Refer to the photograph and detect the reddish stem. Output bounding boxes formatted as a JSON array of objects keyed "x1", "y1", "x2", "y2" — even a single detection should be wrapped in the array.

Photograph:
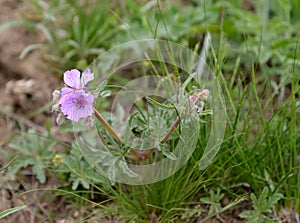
[
  {"x1": 93, "y1": 108, "x2": 121, "y2": 142},
  {"x1": 93, "y1": 89, "x2": 207, "y2": 160}
]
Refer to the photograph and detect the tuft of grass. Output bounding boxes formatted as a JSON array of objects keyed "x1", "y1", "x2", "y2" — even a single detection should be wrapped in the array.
[{"x1": 17, "y1": 0, "x2": 120, "y2": 73}]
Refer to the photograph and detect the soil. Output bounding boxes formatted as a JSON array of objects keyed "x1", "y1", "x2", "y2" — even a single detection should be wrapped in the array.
[
  {"x1": 0, "y1": 0, "x2": 62, "y2": 222},
  {"x1": 0, "y1": 0, "x2": 59, "y2": 138}
]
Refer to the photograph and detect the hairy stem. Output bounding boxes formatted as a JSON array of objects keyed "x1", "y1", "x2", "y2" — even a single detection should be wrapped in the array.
[
  {"x1": 160, "y1": 117, "x2": 180, "y2": 143},
  {"x1": 93, "y1": 108, "x2": 121, "y2": 142},
  {"x1": 93, "y1": 89, "x2": 208, "y2": 160}
]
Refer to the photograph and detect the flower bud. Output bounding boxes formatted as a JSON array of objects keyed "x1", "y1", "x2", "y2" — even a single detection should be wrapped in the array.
[
  {"x1": 56, "y1": 112, "x2": 66, "y2": 126},
  {"x1": 52, "y1": 90, "x2": 60, "y2": 103}
]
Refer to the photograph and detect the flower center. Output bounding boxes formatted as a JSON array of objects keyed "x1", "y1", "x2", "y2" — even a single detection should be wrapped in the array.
[{"x1": 72, "y1": 95, "x2": 87, "y2": 109}]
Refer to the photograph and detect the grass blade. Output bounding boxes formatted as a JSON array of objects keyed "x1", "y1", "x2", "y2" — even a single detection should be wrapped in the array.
[{"x1": 0, "y1": 206, "x2": 26, "y2": 219}]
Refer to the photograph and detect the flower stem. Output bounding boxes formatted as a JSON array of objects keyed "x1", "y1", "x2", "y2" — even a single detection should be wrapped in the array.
[
  {"x1": 160, "y1": 117, "x2": 180, "y2": 143},
  {"x1": 160, "y1": 89, "x2": 209, "y2": 143},
  {"x1": 93, "y1": 107, "x2": 148, "y2": 160},
  {"x1": 93, "y1": 89, "x2": 208, "y2": 160},
  {"x1": 93, "y1": 108, "x2": 121, "y2": 142}
]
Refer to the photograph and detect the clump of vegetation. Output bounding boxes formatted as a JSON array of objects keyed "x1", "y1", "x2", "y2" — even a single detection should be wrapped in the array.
[{"x1": 0, "y1": 0, "x2": 299, "y2": 221}]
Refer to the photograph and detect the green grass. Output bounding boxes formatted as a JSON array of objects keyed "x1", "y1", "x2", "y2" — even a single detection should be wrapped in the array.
[{"x1": 97, "y1": 40, "x2": 299, "y2": 221}]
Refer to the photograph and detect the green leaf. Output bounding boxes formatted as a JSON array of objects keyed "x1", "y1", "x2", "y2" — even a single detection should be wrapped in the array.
[
  {"x1": 239, "y1": 210, "x2": 255, "y2": 219},
  {"x1": 43, "y1": 140, "x2": 57, "y2": 153},
  {"x1": 7, "y1": 159, "x2": 34, "y2": 176},
  {"x1": 159, "y1": 146, "x2": 177, "y2": 160},
  {"x1": 100, "y1": 90, "x2": 111, "y2": 98},
  {"x1": 71, "y1": 179, "x2": 80, "y2": 190},
  {"x1": 200, "y1": 197, "x2": 214, "y2": 204},
  {"x1": 201, "y1": 110, "x2": 213, "y2": 116},
  {"x1": 250, "y1": 193, "x2": 258, "y2": 208},
  {"x1": 32, "y1": 161, "x2": 46, "y2": 184},
  {"x1": 0, "y1": 157, "x2": 16, "y2": 172},
  {"x1": 145, "y1": 96, "x2": 174, "y2": 110},
  {"x1": 268, "y1": 193, "x2": 283, "y2": 207},
  {"x1": 6, "y1": 129, "x2": 55, "y2": 183},
  {"x1": 8, "y1": 142, "x2": 27, "y2": 153},
  {"x1": 118, "y1": 159, "x2": 137, "y2": 178},
  {"x1": 0, "y1": 20, "x2": 33, "y2": 32},
  {"x1": 94, "y1": 80, "x2": 108, "y2": 95},
  {"x1": 107, "y1": 160, "x2": 116, "y2": 185},
  {"x1": 35, "y1": 23, "x2": 53, "y2": 43},
  {"x1": 71, "y1": 178, "x2": 90, "y2": 190},
  {"x1": 257, "y1": 187, "x2": 269, "y2": 209},
  {"x1": 179, "y1": 73, "x2": 195, "y2": 99},
  {"x1": 20, "y1": 44, "x2": 46, "y2": 60},
  {"x1": 0, "y1": 206, "x2": 26, "y2": 219}
]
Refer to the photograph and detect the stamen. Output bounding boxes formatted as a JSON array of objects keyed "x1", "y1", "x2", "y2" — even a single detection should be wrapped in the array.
[{"x1": 72, "y1": 95, "x2": 87, "y2": 109}]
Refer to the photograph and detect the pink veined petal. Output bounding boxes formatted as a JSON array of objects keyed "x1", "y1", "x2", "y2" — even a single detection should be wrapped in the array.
[
  {"x1": 81, "y1": 68, "x2": 94, "y2": 86},
  {"x1": 60, "y1": 87, "x2": 73, "y2": 95},
  {"x1": 60, "y1": 91, "x2": 95, "y2": 122},
  {"x1": 85, "y1": 91, "x2": 95, "y2": 104},
  {"x1": 59, "y1": 87, "x2": 74, "y2": 104},
  {"x1": 63, "y1": 69, "x2": 82, "y2": 89}
]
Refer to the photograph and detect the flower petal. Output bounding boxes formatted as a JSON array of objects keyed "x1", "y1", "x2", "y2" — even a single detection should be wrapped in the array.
[
  {"x1": 63, "y1": 69, "x2": 82, "y2": 89},
  {"x1": 59, "y1": 87, "x2": 74, "y2": 104},
  {"x1": 60, "y1": 91, "x2": 94, "y2": 122},
  {"x1": 81, "y1": 68, "x2": 94, "y2": 86}
]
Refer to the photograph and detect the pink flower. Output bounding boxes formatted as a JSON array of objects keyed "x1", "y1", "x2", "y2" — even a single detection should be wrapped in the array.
[
  {"x1": 59, "y1": 90, "x2": 95, "y2": 122},
  {"x1": 52, "y1": 68, "x2": 95, "y2": 122},
  {"x1": 188, "y1": 89, "x2": 209, "y2": 114},
  {"x1": 63, "y1": 68, "x2": 94, "y2": 90},
  {"x1": 60, "y1": 68, "x2": 94, "y2": 100}
]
